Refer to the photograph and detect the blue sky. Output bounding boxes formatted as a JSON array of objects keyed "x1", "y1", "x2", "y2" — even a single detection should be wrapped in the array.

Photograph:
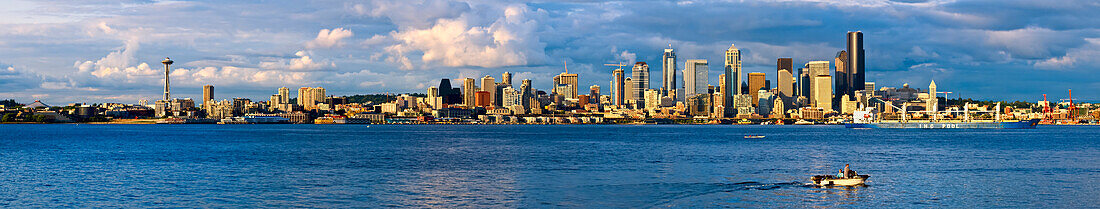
[{"x1": 1, "y1": 0, "x2": 1098, "y2": 104}]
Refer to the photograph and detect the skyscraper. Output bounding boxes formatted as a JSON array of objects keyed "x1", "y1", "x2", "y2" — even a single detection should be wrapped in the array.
[
  {"x1": 481, "y1": 75, "x2": 496, "y2": 107},
  {"x1": 278, "y1": 87, "x2": 289, "y2": 104},
  {"x1": 202, "y1": 85, "x2": 214, "y2": 109},
  {"x1": 438, "y1": 79, "x2": 461, "y2": 105},
  {"x1": 590, "y1": 85, "x2": 601, "y2": 105},
  {"x1": 724, "y1": 44, "x2": 741, "y2": 107},
  {"x1": 462, "y1": 78, "x2": 477, "y2": 107},
  {"x1": 612, "y1": 68, "x2": 625, "y2": 107},
  {"x1": 684, "y1": 59, "x2": 709, "y2": 99},
  {"x1": 662, "y1": 44, "x2": 676, "y2": 99},
  {"x1": 520, "y1": 79, "x2": 533, "y2": 109},
  {"x1": 502, "y1": 72, "x2": 513, "y2": 85},
  {"x1": 777, "y1": 69, "x2": 793, "y2": 99},
  {"x1": 848, "y1": 31, "x2": 865, "y2": 92},
  {"x1": 748, "y1": 72, "x2": 765, "y2": 106},
  {"x1": 805, "y1": 61, "x2": 830, "y2": 105},
  {"x1": 834, "y1": 50, "x2": 849, "y2": 105},
  {"x1": 554, "y1": 72, "x2": 579, "y2": 99},
  {"x1": 161, "y1": 57, "x2": 173, "y2": 100},
  {"x1": 631, "y1": 62, "x2": 649, "y2": 105},
  {"x1": 814, "y1": 75, "x2": 833, "y2": 110}
]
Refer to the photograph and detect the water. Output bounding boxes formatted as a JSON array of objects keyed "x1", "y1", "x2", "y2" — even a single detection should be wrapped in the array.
[{"x1": 1, "y1": 124, "x2": 1097, "y2": 208}]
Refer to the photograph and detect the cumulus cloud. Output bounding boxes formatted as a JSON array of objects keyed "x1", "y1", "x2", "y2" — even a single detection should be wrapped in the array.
[
  {"x1": 258, "y1": 51, "x2": 332, "y2": 71},
  {"x1": 306, "y1": 28, "x2": 353, "y2": 49},
  {"x1": 384, "y1": 4, "x2": 549, "y2": 69}
]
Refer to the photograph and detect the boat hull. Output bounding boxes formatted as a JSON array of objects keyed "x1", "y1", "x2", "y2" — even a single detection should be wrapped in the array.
[
  {"x1": 811, "y1": 175, "x2": 869, "y2": 186},
  {"x1": 845, "y1": 119, "x2": 1039, "y2": 129}
]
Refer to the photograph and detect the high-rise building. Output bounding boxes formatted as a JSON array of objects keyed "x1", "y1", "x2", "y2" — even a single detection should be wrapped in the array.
[
  {"x1": 798, "y1": 67, "x2": 810, "y2": 98},
  {"x1": 814, "y1": 75, "x2": 833, "y2": 110},
  {"x1": 520, "y1": 79, "x2": 533, "y2": 109},
  {"x1": 776, "y1": 58, "x2": 793, "y2": 99},
  {"x1": 834, "y1": 51, "x2": 849, "y2": 105},
  {"x1": 725, "y1": 44, "x2": 741, "y2": 103},
  {"x1": 297, "y1": 87, "x2": 309, "y2": 106},
  {"x1": 612, "y1": 68, "x2": 625, "y2": 107},
  {"x1": 202, "y1": 85, "x2": 214, "y2": 109},
  {"x1": 462, "y1": 78, "x2": 477, "y2": 107},
  {"x1": 662, "y1": 44, "x2": 677, "y2": 99},
  {"x1": 777, "y1": 69, "x2": 793, "y2": 99},
  {"x1": 805, "y1": 61, "x2": 830, "y2": 105},
  {"x1": 502, "y1": 86, "x2": 520, "y2": 107},
  {"x1": 928, "y1": 80, "x2": 938, "y2": 112},
  {"x1": 502, "y1": 72, "x2": 513, "y2": 85},
  {"x1": 278, "y1": 87, "x2": 289, "y2": 104},
  {"x1": 624, "y1": 78, "x2": 634, "y2": 105},
  {"x1": 717, "y1": 73, "x2": 728, "y2": 116},
  {"x1": 848, "y1": 31, "x2": 865, "y2": 92},
  {"x1": 631, "y1": 62, "x2": 649, "y2": 105},
  {"x1": 554, "y1": 72, "x2": 579, "y2": 99},
  {"x1": 475, "y1": 91, "x2": 491, "y2": 107},
  {"x1": 481, "y1": 75, "x2": 496, "y2": 107},
  {"x1": 684, "y1": 59, "x2": 709, "y2": 99},
  {"x1": 438, "y1": 79, "x2": 462, "y2": 105},
  {"x1": 296, "y1": 87, "x2": 325, "y2": 110},
  {"x1": 590, "y1": 85, "x2": 601, "y2": 105},
  {"x1": 748, "y1": 72, "x2": 766, "y2": 106}
]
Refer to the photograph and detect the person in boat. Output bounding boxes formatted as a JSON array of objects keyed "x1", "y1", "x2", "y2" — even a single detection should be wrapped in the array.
[
  {"x1": 844, "y1": 164, "x2": 851, "y2": 177},
  {"x1": 837, "y1": 169, "x2": 844, "y2": 178}
]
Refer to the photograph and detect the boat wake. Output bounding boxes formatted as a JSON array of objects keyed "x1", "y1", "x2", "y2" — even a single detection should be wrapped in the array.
[{"x1": 564, "y1": 181, "x2": 810, "y2": 208}]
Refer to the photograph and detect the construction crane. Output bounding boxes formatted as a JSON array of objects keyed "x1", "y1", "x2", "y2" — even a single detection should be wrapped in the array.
[{"x1": 604, "y1": 62, "x2": 627, "y2": 71}]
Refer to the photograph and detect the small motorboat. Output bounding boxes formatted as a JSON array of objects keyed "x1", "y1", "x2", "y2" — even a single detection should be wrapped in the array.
[
  {"x1": 811, "y1": 175, "x2": 869, "y2": 186},
  {"x1": 794, "y1": 120, "x2": 814, "y2": 125},
  {"x1": 744, "y1": 135, "x2": 765, "y2": 139}
]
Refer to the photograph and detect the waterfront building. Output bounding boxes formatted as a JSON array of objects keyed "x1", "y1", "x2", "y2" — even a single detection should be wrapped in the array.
[
  {"x1": 687, "y1": 94, "x2": 711, "y2": 117},
  {"x1": 684, "y1": 59, "x2": 709, "y2": 99},
  {"x1": 662, "y1": 44, "x2": 677, "y2": 99},
  {"x1": 748, "y1": 72, "x2": 766, "y2": 106},
  {"x1": 733, "y1": 94, "x2": 753, "y2": 116},
  {"x1": 631, "y1": 62, "x2": 649, "y2": 105}
]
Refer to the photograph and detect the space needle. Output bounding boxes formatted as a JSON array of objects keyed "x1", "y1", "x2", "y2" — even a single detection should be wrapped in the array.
[{"x1": 162, "y1": 57, "x2": 173, "y2": 100}]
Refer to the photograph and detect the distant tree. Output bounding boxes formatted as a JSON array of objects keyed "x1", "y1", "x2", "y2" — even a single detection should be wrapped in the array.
[
  {"x1": 0, "y1": 99, "x2": 21, "y2": 108},
  {"x1": 33, "y1": 115, "x2": 49, "y2": 123},
  {"x1": 1, "y1": 113, "x2": 14, "y2": 122}
]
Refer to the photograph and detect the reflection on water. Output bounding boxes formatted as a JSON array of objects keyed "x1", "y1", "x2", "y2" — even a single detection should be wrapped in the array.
[{"x1": 0, "y1": 124, "x2": 1098, "y2": 208}]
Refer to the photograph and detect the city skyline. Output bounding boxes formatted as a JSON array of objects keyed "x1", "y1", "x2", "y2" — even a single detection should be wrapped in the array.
[{"x1": 1, "y1": 0, "x2": 1098, "y2": 104}]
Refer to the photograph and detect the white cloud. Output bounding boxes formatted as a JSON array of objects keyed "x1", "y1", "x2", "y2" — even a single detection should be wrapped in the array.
[
  {"x1": 385, "y1": 4, "x2": 549, "y2": 69},
  {"x1": 258, "y1": 50, "x2": 331, "y2": 71},
  {"x1": 306, "y1": 28, "x2": 353, "y2": 49}
]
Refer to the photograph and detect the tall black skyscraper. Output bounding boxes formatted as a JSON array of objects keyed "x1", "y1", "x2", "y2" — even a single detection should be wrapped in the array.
[
  {"x1": 847, "y1": 31, "x2": 865, "y2": 92},
  {"x1": 438, "y1": 79, "x2": 462, "y2": 105}
]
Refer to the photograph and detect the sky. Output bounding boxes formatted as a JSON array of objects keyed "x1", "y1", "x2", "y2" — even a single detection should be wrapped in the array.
[{"x1": 1, "y1": 0, "x2": 1099, "y2": 105}]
